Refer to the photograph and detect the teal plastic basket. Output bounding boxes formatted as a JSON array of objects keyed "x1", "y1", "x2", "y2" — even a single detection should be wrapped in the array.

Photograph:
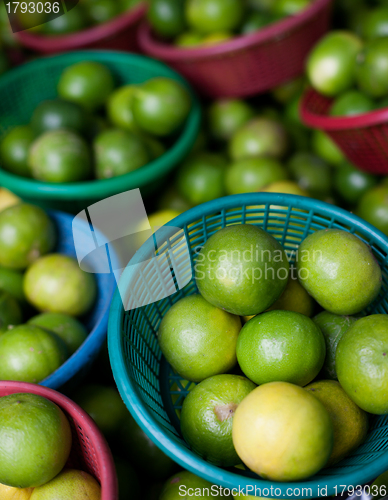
[
  {"x1": 0, "y1": 51, "x2": 201, "y2": 213},
  {"x1": 108, "y1": 194, "x2": 388, "y2": 497}
]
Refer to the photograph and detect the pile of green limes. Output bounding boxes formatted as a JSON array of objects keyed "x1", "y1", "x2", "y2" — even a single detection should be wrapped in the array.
[{"x1": 0, "y1": 60, "x2": 192, "y2": 183}]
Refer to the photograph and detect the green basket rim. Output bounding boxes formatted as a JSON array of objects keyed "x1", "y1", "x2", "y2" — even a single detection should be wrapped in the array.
[
  {"x1": 108, "y1": 193, "x2": 388, "y2": 497},
  {"x1": 0, "y1": 50, "x2": 201, "y2": 200}
]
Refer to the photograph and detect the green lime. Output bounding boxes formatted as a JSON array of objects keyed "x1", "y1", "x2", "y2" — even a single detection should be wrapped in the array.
[
  {"x1": 362, "y1": 6, "x2": 388, "y2": 40},
  {"x1": 0, "y1": 291, "x2": 22, "y2": 335},
  {"x1": 28, "y1": 312, "x2": 87, "y2": 355},
  {"x1": 186, "y1": 0, "x2": 245, "y2": 35},
  {"x1": 272, "y1": 0, "x2": 311, "y2": 17},
  {"x1": 42, "y1": 7, "x2": 87, "y2": 35},
  {"x1": 174, "y1": 31, "x2": 203, "y2": 47},
  {"x1": 272, "y1": 77, "x2": 305, "y2": 104},
  {"x1": 307, "y1": 31, "x2": 363, "y2": 96},
  {"x1": 72, "y1": 384, "x2": 127, "y2": 437},
  {"x1": 356, "y1": 184, "x2": 388, "y2": 236},
  {"x1": 158, "y1": 294, "x2": 240, "y2": 382},
  {"x1": 229, "y1": 117, "x2": 288, "y2": 160},
  {"x1": 225, "y1": 157, "x2": 287, "y2": 195},
  {"x1": 58, "y1": 61, "x2": 115, "y2": 112},
  {"x1": 0, "y1": 266, "x2": 25, "y2": 303},
  {"x1": 195, "y1": 224, "x2": 289, "y2": 316},
  {"x1": 237, "y1": 310, "x2": 325, "y2": 386},
  {"x1": 28, "y1": 130, "x2": 92, "y2": 183},
  {"x1": 241, "y1": 11, "x2": 275, "y2": 34},
  {"x1": 334, "y1": 162, "x2": 377, "y2": 205},
  {"x1": 0, "y1": 393, "x2": 72, "y2": 488},
  {"x1": 297, "y1": 229, "x2": 382, "y2": 315},
  {"x1": 94, "y1": 129, "x2": 149, "y2": 179},
  {"x1": 81, "y1": 0, "x2": 120, "y2": 24},
  {"x1": 305, "y1": 380, "x2": 369, "y2": 466},
  {"x1": 23, "y1": 254, "x2": 97, "y2": 317},
  {"x1": 356, "y1": 38, "x2": 388, "y2": 98},
  {"x1": 117, "y1": 413, "x2": 177, "y2": 481},
  {"x1": 30, "y1": 469, "x2": 100, "y2": 500},
  {"x1": 160, "y1": 471, "x2": 214, "y2": 500},
  {"x1": 207, "y1": 99, "x2": 255, "y2": 141},
  {"x1": 180, "y1": 374, "x2": 256, "y2": 466},
  {"x1": 284, "y1": 91, "x2": 304, "y2": 126},
  {"x1": 232, "y1": 382, "x2": 333, "y2": 481},
  {"x1": 148, "y1": 0, "x2": 186, "y2": 38},
  {"x1": 288, "y1": 152, "x2": 332, "y2": 200},
  {"x1": 0, "y1": 203, "x2": 56, "y2": 270},
  {"x1": 330, "y1": 90, "x2": 375, "y2": 116},
  {"x1": 0, "y1": 125, "x2": 34, "y2": 177},
  {"x1": 267, "y1": 273, "x2": 315, "y2": 316},
  {"x1": 106, "y1": 85, "x2": 138, "y2": 131},
  {"x1": 132, "y1": 78, "x2": 191, "y2": 136},
  {"x1": 312, "y1": 130, "x2": 345, "y2": 166},
  {"x1": 336, "y1": 315, "x2": 388, "y2": 414},
  {"x1": 313, "y1": 311, "x2": 357, "y2": 380},
  {"x1": 0, "y1": 324, "x2": 68, "y2": 383},
  {"x1": 31, "y1": 99, "x2": 89, "y2": 136},
  {"x1": 176, "y1": 152, "x2": 226, "y2": 205}
]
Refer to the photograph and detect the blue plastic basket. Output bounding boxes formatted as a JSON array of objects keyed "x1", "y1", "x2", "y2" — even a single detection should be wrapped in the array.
[
  {"x1": 108, "y1": 194, "x2": 388, "y2": 497},
  {"x1": 41, "y1": 210, "x2": 115, "y2": 390}
]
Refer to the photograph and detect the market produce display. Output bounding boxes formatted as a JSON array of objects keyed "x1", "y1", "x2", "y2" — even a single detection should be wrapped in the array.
[
  {"x1": 147, "y1": 0, "x2": 314, "y2": 47},
  {"x1": 0, "y1": 203, "x2": 96, "y2": 383},
  {"x1": 0, "y1": 61, "x2": 192, "y2": 183},
  {"x1": 1, "y1": 0, "x2": 388, "y2": 499},
  {"x1": 14, "y1": 0, "x2": 142, "y2": 35}
]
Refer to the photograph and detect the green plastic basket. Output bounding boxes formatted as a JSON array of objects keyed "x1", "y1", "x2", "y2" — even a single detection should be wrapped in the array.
[
  {"x1": 0, "y1": 51, "x2": 201, "y2": 213},
  {"x1": 108, "y1": 193, "x2": 388, "y2": 497}
]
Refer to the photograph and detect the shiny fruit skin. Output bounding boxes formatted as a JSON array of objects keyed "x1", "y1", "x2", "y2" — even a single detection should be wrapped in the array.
[
  {"x1": 336, "y1": 315, "x2": 388, "y2": 415},
  {"x1": 0, "y1": 393, "x2": 72, "y2": 488},
  {"x1": 307, "y1": 31, "x2": 363, "y2": 96},
  {"x1": 232, "y1": 382, "x2": 333, "y2": 481},
  {"x1": 0, "y1": 204, "x2": 56, "y2": 271},
  {"x1": 0, "y1": 324, "x2": 68, "y2": 383}
]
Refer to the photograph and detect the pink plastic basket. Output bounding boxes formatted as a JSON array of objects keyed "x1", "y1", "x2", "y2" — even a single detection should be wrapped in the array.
[
  {"x1": 0, "y1": 381, "x2": 118, "y2": 500},
  {"x1": 138, "y1": 0, "x2": 333, "y2": 98},
  {"x1": 15, "y1": 3, "x2": 147, "y2": 54},
  {"x1": 300, "y1": 87, "x2": 388, "y2": 175}
]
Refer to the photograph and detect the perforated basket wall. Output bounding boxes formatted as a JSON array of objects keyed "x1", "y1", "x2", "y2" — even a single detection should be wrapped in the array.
[
  {"x1": 0, "y1": 381, "x2": 117, "y2": 500},
  {"x1": 108, "y1": 193, "x2": 388, "y2": 497},
  {"x1": 300, "y1": 88, "x2": 388, "y2": 175},
  {"x1": 138, "y1": 0, "x2": 333, "y2": 98}
]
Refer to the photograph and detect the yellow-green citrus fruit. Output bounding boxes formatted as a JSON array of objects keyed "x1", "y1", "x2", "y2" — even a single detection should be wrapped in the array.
[
  {"x1": 232, "y1": 381, "x2": 334, "y2": 481},
  {"x1": 158, "y1": 294, "x2": 240, "y2": 382}
]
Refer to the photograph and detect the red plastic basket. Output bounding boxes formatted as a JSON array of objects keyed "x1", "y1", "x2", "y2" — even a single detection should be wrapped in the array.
[
  {"x1": 15, "y1": 3, "x2": 147, "y2": 54},
  {"x1": 138, "y1": 0, "x2": 333, "y2": 98},
  {"x1": 300, "y1": 87, "x2": 388, "y2": 175},
  {"x1": 0, "y1": 381, "x2": 118, "y2": 500}
]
